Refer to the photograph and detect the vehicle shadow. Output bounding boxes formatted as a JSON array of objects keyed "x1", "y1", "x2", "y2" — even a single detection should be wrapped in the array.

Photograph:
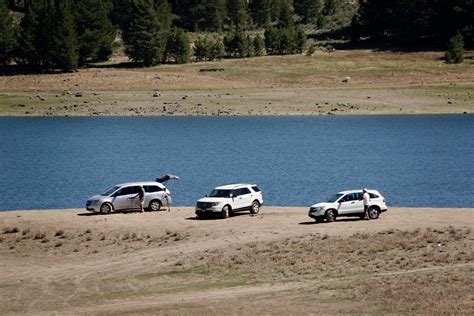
[
  {"x1": 186, "y1": 212, "x2": 251, "y2": 221},
  {"x1": 299, "y1": 218, "x2": 363, "y2": 225},
  {"x1": 76, "y1": 210, "x2": 164, "y2": 216}
]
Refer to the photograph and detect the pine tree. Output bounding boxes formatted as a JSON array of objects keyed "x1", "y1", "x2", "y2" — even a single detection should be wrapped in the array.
[
  {"x1": 210, "y1": 37, "x2": 225, "y2": 60},
  {"x1": 264, "y1": 24, "x2": 280, "y2": 55},
  {"x1": 75, "y1": 0, "x2": 115, "y2": 65},
  {"x1": 294, "y1": 0, "x2": 323, "y2": 24},
  {"x1": 445, "y1": 32, "x2": 464, "y2": 64},
  {"x1": 294, "y1": 24, "x2": 306, "y2": 53},
  {"x1": 165, "y1": 27, "x2": 190, "y2": 63},
  {"x1": 122, "y1": 0, "x2": 163, "y2": 66},
  {"x1": 253, "y1": 34, "x2": 265, "y2": 56},
  {"x1": 227, "y1": 0, "x2": 250, "y2": 31},
  {"x1": 17, "y1": 0, "x2": 78, "y2": 71},
  {"x1": 0, "y1": 0, "x2": 16, "y2": 68},
  {"x1": 49, "y1": 0, "x2": 78, "y2": 71},
  {"x1": 190, "y1": 0, "x2": 226, "y2": 32},
  {"x1": 279, "y1": 27, "x2": 296, "y2": 54},
  {"x1": 277, "y1": 0, "x2": 295, "y2": 28},
  {"x1": 248, "y1": 0, "x2": 271, "y2": 27},
  {"x1": 194, "y1": 36, "x2": 211, "y2": 61},
  {"x1": 17, "y1": 0, "x2": 43, "y2": 68}
]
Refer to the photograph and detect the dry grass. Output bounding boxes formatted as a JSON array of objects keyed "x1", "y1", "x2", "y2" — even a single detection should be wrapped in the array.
[
  {"x1": 0, "y1": 50, "x2": 473, "y2": 116},
  {"x1": 1, "y1": 207, "x2": 473, "y2": 314}
]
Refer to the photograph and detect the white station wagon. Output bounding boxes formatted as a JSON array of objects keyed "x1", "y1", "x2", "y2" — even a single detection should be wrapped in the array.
[
  {"x1": 86, "y1": 181, "x2": 172, "y2": 214},
  {"x1": 308, "y1": 189, "x2": 387, "y2": 222},
  {"x1": 195, "y1": 183, "x2": 263, "y2": 219}
]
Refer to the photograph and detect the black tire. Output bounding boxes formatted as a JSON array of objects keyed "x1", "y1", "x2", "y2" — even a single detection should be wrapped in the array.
[
  {"x1": 368, "y1": 206, "x2": 380, "y2": 219},
  {"x1": 100, "y1": 203, "x2": 113, "y2": 214},
  {"x1": 250, "y1": 200, "x2": 260, "y2": 215},
  {"x1": 221, "y1": 205, "x2": 230, "y2": 219},
  {"x1": 148, "y1": 200, "x2": 162, "y2": 212},
  {"x1": 325, "y1": 209, "x2": 337, "y2": 222},
  {"x1": 315, "y1": 217, "x2": 325, "y2": 223}
]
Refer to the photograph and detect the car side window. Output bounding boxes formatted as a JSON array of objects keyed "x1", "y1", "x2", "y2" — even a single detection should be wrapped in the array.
[
  {"x1": 116, "y1": 187, "x2": 133, "y2": 196},
  {"x1": 131, "y1": 186, "x2": 143, "y2": 194},
  {"x1": 369, "y1": 193, "x2": 379, "y2": 198},
  {"x1": 240, "y1": 188, "x2": 251, "y2": 195},
  {"x1": 144, "y1": 185, "x2": 163, "y2": 193},
  {"x1": 343, "y1": 194, "x2": 357, "y2": 202},
  {"x1": 232, "y1": 189, "x2": 240, "y2": 197}
]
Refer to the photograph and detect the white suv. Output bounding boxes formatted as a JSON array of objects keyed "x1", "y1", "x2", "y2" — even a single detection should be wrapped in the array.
[
  {"x1": 308, "y1": 189, "x2": 387, "y2": 223},
  {"x1": 195, "y1": 184, "x2": 263, "y2": 219},
  {"x1": 86, "y1": 181, "x2": 172, "y2": 214}
]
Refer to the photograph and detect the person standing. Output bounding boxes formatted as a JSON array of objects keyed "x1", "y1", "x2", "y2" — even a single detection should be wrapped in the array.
[
  {"x1": 138, "y1": 186, "x2": 145, "y2": 212},
  {"x1": 363, "y1": 188, "x2": 370, "y2": 220}
]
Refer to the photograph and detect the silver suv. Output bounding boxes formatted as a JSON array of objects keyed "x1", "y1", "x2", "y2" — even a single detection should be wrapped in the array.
[
  {"x1": 86, "y1": 181, "x2": 172, "y2": 214},
  {"x1": 195, "y1": 184, "x2": 263, "y2": 219},
  {"x1": 308, "y1": 189, "x2": 387, "y2": 222}
]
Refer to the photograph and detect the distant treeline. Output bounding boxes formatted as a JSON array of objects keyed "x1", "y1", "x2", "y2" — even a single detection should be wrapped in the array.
[
  {"x1": 352, "y1": 0, "x2": 473, "y2": 47},
  {"x1": 0, "y1": 0, "x2": 472, "y2": 72}
]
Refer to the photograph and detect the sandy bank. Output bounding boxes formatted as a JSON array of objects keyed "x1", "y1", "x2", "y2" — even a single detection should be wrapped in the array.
[{"x1": 1, "y1": 207, "x2": 473, "y2": 315}]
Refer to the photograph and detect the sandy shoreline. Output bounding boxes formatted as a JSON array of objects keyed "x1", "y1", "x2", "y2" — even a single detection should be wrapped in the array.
[{"x1": 1, "y1": 206, "x2": 473, "y2": 315}]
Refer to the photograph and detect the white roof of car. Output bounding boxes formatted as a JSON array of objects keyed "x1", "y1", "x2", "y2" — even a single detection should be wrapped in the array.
[
  {"x1": 116, "y1": 181, "x2": 166, "y2": 188},
  {"x1": 214, "y1": 183, "x2": 256, "y2": 190},
  {"x1": 338, "y1": 189, "x2": 379, "y2": 195}
]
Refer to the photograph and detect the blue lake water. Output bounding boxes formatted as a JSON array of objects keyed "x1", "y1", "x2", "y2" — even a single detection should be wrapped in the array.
[{"x1": 0, "y1": 116, "x2": 473, "y2": 211}]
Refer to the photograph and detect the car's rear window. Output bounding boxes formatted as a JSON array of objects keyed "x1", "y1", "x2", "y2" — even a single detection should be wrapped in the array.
[{"x1": 251, "y1": 186, "x2": 261, "y2": 192}]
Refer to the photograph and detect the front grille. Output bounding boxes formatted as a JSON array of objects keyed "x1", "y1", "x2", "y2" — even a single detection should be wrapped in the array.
[{"x1": 196, "y1": 202, "x2": 213, "y2": 209}]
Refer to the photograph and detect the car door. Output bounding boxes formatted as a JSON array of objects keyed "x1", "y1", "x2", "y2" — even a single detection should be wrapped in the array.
[
  {"x1": 130, "y1": 186, "x2": 143, "y2": 210},
  {"x1": 337, "y1": 193, "x2": 357, "y2": 215},
  {"x1": 237, "y1": 187, "x2": 253, "y2": 209},
  {"x1": 111, "y1": 186, "x2": 134, "y2": 210},
  {"x1": 352, "y1": 192, "x2": 364, "y2": 213}
]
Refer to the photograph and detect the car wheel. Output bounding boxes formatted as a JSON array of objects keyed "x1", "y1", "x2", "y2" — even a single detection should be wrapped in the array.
[
  {"x1": 325, "y1": 209, "x2": 337, "y2": 222},
  {"x1": 368, "y1": 206, "x2": 380, "y2": 219},
  {"x1": 221, "y1": 205, "x2": 230, "y2": 219},
  {"x1": 100, "y1": 203, "x2": 113, "y2": 214},
  {"x1": 250, "y1": 200, "x2": 260, "y2": 215},
  {"x1": 148, "y1": 200, "x2": 162, "y2": 212},
  {"x1": 315, "y1": 217, "x2": 325, "y2": 223}
]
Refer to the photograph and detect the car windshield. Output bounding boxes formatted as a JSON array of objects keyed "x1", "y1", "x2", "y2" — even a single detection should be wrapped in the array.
[
  {"x1": 101, "y1": 186, "x2": 120, "y2": 196},
  {"x1": 208, "y1": 189, "x2": 232, "y2": 198},
  {"x1": 326, "y1": 193, "x2": 344, "y2": 203}
]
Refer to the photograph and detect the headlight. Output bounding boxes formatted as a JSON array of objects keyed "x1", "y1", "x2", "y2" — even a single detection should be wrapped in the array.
[
  {"x1": 211, "y1": 202, "x2": 220, "y2": 206},
  {"x1": 91, "y1": 200, "x2": 99, "y2": 205}
]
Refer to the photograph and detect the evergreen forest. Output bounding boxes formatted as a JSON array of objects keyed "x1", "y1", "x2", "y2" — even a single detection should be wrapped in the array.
[{"x1": 0, "y1": 0, "x2": 472, "y2": 72}]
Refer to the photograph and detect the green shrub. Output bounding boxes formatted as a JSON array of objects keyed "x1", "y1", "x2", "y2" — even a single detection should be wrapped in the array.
[{"x1": 445, "y1": 32, "x2": 464, "y2": 64}]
